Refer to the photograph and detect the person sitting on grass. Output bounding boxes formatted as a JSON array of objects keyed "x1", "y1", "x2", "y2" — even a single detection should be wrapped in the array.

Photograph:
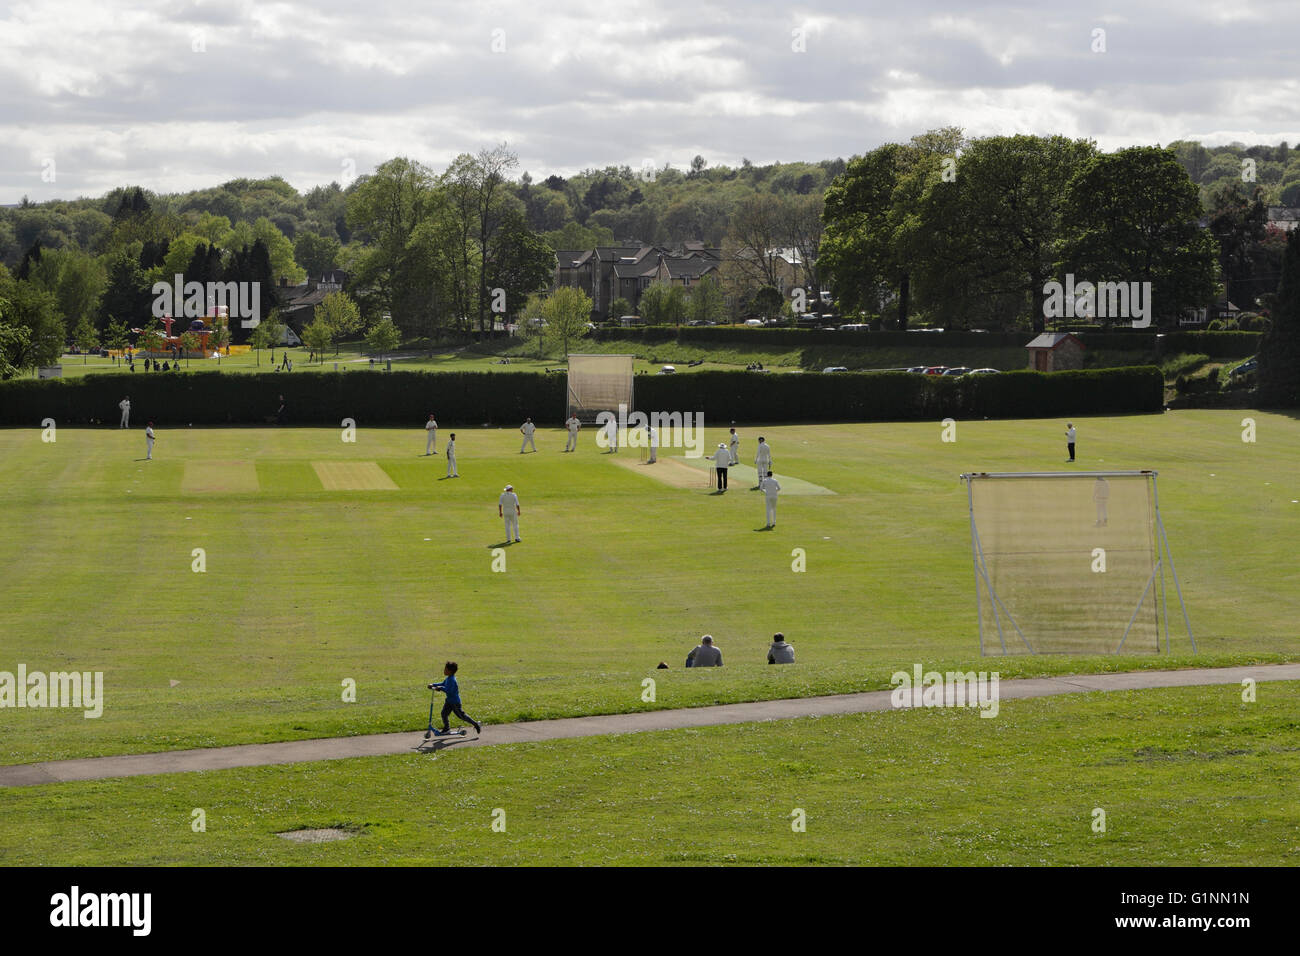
[
  {"x1": 686, "y1": 635, "x2": 723, "y2": 668},
  {"x1": 767, "y1": 633, "x2": 795, "y2": 664}
]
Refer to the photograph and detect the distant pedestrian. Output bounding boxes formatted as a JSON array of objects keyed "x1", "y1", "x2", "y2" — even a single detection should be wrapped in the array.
[
  {"x1": 446, "y1": 433, "x2": 458, "y2": 477},
  {"x1": 1065, "y1": 422, "x2": 1077, "y2": 462},
  {"x1": 759, "y1": 470, "x2": 781, "y2": 527},
  {"x1": 145, "y1": 422, "x2": 155, "y2": 460},
  {"x1": 499, "y1": 484, "x2": 521, "y2": 542},
  {"x1": 520, "y1": 417, "x2": 537, "y2": 453},
  {"x1": 425, "y1": 414, "x2": 438, "y2": 455},
  {"x1": 119, "y1": 396, "x2": 131, "y2": 428}
]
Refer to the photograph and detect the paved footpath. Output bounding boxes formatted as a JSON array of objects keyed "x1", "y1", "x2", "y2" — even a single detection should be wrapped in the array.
[{"x1": 3, "y1": 664, "x2": 1297, "y2": 788}]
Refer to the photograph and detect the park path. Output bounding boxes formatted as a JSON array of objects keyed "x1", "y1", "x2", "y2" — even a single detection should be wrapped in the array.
[{"x1": 2, "y1": 663, "x2": 1296, "y2": 788}]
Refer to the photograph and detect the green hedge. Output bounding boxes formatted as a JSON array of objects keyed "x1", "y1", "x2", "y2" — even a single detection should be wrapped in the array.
[
  {"x1": 591, "y1": 326, "x2": 1260, "y2": 357},
  {"x1": 638, "y1": 367, "x2": 1163, "y2": 422},
  {"x1": 0, "y1": 365, "x2": 1163, "y2": 427},
  {"x1": 0, "y1": 370, "x2": 566, "y2": 428},
  {"x1": 1160, "y1": 331, "x2": 1260, "y2": 357}
]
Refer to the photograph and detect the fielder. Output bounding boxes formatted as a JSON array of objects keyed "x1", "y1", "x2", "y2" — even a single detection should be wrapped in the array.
[
  {"x1": 1093, "y1": 476, "x2": 1109, "y2": 527},
  {"x1": 499, "y1": 484, "x2": 521, "y2": 542},
  {"x1": 759, "y1": 470, "x2": 781, "y2": 527},
  {"x1": 425, "y1": 414, "x2": 438, "y2": 455},
  {"x1": 520, "y1": 418, "x2": 537, "y2": 453},
  {"x1": 446, "y1": 433, "x2": 458, "y2": 477},
  {"x1": 144, "y1": 422, "x2": 156, "y2": 460},
  {"x1": 605, "y1": 417, "x2": 618, "y2": 453},
  {"x1": 647, "y1": 425, "x2": 658, "y2": 464},
  {"x1": 753, "y1": 436, "x2": 772, "y2": 487},
  {"x1": 728, "y1": 425, "x2": 740, "y2": 465},
  {"x1": 564, "y1": 415, "x2": 580, "y2": 452},
  {"x1": 1065, "y1": 422, "x2": 1077, "y2": 462},
  {"x1": 119, "y1": 396, "x2": 131, "y2": 428}
]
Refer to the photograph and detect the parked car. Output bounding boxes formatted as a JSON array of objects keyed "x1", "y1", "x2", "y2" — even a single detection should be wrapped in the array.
[
  {"x1": 905, "y1": 366, "x2": 928, "y2": 374},
  {"x1": 744, "y1": 318, "x2": 764, "y2": 327},
  {"x1": 967, "y1": 368, "x2": 1001, "y2": 375},
  {"x1": 942, "y1": 367, "x2": 972, "y2": 376},
  {"x1": 1228, "y1": 357, "x2": 1257, "y2": 380},
  {"x1": 822, "y1": 366, "x2": 850, "y2": 373},
  {"x1": 658, "y1": 365, "x2": 676, "y2": 375},
  {"x1": 838, "y1": 323, "x2": 870, "y2": 332},
  {"x1": 924, "y1": 366, "x2": 949, "y2": 375}
]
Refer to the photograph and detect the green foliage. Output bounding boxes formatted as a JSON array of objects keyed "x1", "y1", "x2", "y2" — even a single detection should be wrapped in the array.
[
  {"x1": 1258, "y1": 228, "x2": 1300, "y2": 406},
  {"x1": 0, "y1": 270, "x2": 63, "y2": 371},
  {"x1": 1063, "y1": 147, "x2": 1217, "y2": 324},
  {"x1": 294, "y1": 231, "x2": 341, "y2": 278},
  {"x1": 365, "y1": 316, "x2": 402, "y2": 359},
  {"x1": 72, "y1": 315, "x2": 98, "y2": 363},
  {"x1": 314, "y1": 290, "x2": 362, "y2": 352},
  {"x1": 541, "y1": 285, "x2": 592, "y2": 355},
  {"x1": 301, "y1": 318, "x2": 333, "y2": 358},
  {"x1": 638, "y1": 283, "x2": 687, "y2": 325}
]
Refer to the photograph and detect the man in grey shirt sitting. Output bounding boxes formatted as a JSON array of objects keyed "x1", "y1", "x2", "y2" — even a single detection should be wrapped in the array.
[
  {"x1": 686, "y1": 635, "x2": 723, "y2": 667},
  {"x1": 767, "y1": 633, "x2": 796, "y2": 664}
]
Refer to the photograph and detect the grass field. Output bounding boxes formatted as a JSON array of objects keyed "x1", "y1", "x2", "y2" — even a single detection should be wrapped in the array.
[
  {"x1": 3, "y1": 683, "x2": 1298, "y2": 865},
  {"x1": 1, "y1": 410, "x2": 1297, "y2": 773}
]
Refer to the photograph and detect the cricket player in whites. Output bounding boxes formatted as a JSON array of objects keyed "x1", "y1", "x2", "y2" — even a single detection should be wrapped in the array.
[
  {"x1": 604, "y1": 416, "x2": 618, "y2": 453},
  {"x1": 446, "y1": 433, "x2": 458, "y2": 477},
  {"x1": 144, "y1": 421, "x2": 156, "y2": 460},
  {"x1": 499, "y1": 484, "x2": 521, "y2": 542},
  {"x1": 564, "y1": 414, "x2": 580, "y2": 452},
  {"x1": 119, "y1": 396, "x2": 131, "y2": 428},
  {"x1": 753, "y1": 436, "x2": 772, "y2": 488},
  {"x1": 728, "y1": 425, "x2": 740, "y2": 465},
  {"x1": 520, "y1": 418, "x2": 537, "y2": 453},
  {"x1": 647, "y1": 425, "x2": 658, "y2": 463},
  {"x1": 759, "y1": 470, "x2": 781, "y2": 528},
  {"x1": 425, "y1": 414, "x2": 438, "y2": 455}
]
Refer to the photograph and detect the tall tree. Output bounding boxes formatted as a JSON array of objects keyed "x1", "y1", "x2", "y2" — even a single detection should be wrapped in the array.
[
  {"x1": 821, "y1": 130, "x2": 964, "y2": 328},
  {"x1": 542, "y1": 286, "x2": 593, "y2": 356},
  {"x1": 442, "y1": 145, "x2": 521, "y2": 334},
  {"x1": 1258, "y1": 228, "x2": 1300, "y2": 406},
  {"x1": 1062, "y1": 146, "x2": 1217, "y2": 326},
  {"x1": 911, "y1": 134, "x2": 1095, "y2": 332}
]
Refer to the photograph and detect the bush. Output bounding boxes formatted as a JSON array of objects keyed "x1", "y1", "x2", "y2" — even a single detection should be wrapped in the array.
[{"x1": 0, "y1": 365, "x2": 1165, "y2": 427}]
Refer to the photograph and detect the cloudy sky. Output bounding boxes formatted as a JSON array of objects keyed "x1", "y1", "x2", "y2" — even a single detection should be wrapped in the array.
[{"x1": 2, "y1": 0, "x2": 1298, "y2": 202}]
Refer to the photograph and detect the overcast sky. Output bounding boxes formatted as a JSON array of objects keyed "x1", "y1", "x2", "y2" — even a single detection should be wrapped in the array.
[{"x1": 2, "y1": 0, "x2": 1298, "y2": 202}]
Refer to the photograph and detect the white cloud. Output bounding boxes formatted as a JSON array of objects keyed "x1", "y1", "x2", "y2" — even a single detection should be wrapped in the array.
[{"x1": 0, "y1": 0, "x2": 1296, "y2": 200}]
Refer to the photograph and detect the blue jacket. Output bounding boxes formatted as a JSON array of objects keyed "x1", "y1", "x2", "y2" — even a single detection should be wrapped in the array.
[{"x1": 434, "y1": 674, "x2": 461, "y2": 703}]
